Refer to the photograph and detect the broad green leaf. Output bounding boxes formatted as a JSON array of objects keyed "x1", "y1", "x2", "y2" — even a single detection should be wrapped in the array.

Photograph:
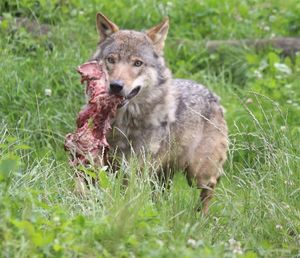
[
  {"x1": 15, "y1": 144, "x2": 32, "y2": 150},
  {"x1": 0, "y1": 156, "x2": 19, "y2": 180},
  {"x1": 6, "y1": 136, "x2": 17, "y2": 143},
  {"x1": 11, "y1": 220, "x2": 35, "y2": 235},
  {"x1": 99, "y1": 171, "x2": 109, "y2": 189}
]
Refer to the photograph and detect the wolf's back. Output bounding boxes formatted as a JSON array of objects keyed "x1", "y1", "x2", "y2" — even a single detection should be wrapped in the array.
[{"x1": 172, "y1": 78, "x2": 222, "y2": 121}]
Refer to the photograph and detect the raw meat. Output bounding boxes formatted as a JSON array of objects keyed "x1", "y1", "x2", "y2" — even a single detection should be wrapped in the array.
[{"x1": 64, "y1": 61, "x2": 123, "y2": 166}]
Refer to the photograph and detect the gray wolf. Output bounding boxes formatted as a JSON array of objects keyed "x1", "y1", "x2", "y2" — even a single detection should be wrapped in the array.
[{"x1": 90, "y1": 13, "x2": 228, "y2": 213}]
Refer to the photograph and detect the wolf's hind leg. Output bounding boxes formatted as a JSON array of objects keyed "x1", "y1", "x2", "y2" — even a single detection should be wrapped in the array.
[
  {"x1": 199, "y1": 179, "x2": 217, "y2": 214},
  {"x1": 187, "y1": 152, "x2": 224, "y2": 214}
]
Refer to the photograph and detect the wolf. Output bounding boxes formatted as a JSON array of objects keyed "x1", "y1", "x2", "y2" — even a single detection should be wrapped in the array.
[{"x1": 90, "y1": 13, "x2": 228, "y2": 214}]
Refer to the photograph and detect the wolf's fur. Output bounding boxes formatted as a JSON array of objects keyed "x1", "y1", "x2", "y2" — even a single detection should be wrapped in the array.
[{"x1": 91, "y1": 13, "x2": 228, "y2": 213}]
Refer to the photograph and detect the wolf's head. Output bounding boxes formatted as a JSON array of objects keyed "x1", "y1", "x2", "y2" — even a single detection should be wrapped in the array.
[{"x1": 91, "y1": 13, "x2": 171, "y2": 104}]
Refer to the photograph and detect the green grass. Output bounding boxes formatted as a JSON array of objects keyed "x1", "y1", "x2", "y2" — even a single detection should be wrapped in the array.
[{"x1": 1, "y1": 0, "x2": 300, "y2": 257}]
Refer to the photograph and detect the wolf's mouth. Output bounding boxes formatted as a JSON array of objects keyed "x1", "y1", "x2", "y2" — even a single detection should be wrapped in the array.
[
  {"x1": 126, "y1": 86, "x2": 141, "y2": 100},
  {"x1": 117, "y1": 86, "x2": 141, "y2": 108}
]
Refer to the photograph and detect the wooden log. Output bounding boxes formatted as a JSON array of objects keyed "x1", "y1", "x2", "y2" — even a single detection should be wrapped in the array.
[{"x1": 205, "y1": 37, "x2": 300, "y2": 56}]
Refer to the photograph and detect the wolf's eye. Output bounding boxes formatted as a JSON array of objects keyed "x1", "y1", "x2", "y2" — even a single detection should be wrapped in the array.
[
  {"x1": 107, "y1": 57, "x2": 115, "y2": 64},
  {"x1": 133, "y1": 60, "x2": 143, "y2": 67}
]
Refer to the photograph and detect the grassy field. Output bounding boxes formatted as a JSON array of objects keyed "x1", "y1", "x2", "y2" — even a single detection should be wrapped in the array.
[{"x1": 1, "y1": 0, "x2": 300, "y2": 257}]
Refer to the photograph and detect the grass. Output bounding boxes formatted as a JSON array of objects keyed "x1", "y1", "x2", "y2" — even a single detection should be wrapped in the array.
[{"x1": 0, "y1": 0, "x2": 300, "y2": 257}]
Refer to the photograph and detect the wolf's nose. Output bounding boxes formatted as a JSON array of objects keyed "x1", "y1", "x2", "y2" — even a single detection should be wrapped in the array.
[{"x1": 110, "y1": 80, "x2": 124, "y2": 94}]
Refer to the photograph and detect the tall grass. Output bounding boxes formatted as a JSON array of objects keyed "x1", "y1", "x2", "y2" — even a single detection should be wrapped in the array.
[{"x1": 0, "y1": 0, "x2": 300, "y2": 257}]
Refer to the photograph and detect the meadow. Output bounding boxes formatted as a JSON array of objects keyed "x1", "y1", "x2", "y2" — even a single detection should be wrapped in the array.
[{"x1": 0, "y1": 0, "x2": 300, "y2": 257}]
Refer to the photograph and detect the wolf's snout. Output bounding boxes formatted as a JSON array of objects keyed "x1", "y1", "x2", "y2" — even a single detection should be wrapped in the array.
[{"x1": 110, "y1": 80, "x2": 124, "y2": 94}]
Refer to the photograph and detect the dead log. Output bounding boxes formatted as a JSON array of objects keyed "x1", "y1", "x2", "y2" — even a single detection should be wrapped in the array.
[{"x1": 206, "y1": 37, "x2": 300, "y2": 56}]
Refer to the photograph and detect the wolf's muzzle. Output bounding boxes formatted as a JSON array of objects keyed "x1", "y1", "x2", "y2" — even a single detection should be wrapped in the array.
[
  {"x1": 110, "y1": 80, "x2": 124, "y2": 94},
  {"x1": 116, "y1": 86, "x2": 141, "y2": 109}
]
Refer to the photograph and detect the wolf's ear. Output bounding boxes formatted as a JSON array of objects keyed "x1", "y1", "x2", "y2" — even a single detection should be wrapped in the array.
[
  {"x1": 96, "y1": 12, "x2": 119, "y2": 42},
  {"x1": 146, "y1": 17, "x2": 169, "y2": 54}
]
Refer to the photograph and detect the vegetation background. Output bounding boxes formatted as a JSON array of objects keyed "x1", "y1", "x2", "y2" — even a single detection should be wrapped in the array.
[{"x1": 0, "y1": 0, "x2": 299, "y2": 257}]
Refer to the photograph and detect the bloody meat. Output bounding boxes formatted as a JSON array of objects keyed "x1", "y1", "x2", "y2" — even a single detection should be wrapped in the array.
[{"x1": 64, "y1": 61, "x2": 124, "y2": 166}]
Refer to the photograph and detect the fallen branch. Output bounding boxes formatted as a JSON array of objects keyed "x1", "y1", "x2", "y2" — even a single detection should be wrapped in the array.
[{"x1": 206, "y1": 37, "x2": 300, "y2": 56}]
